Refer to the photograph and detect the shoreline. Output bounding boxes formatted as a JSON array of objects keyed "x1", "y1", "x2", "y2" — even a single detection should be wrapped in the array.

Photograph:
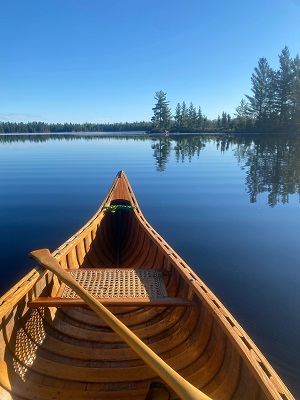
[{"x1": 1, "y1": 131, "x2": 298, "y2": 137}]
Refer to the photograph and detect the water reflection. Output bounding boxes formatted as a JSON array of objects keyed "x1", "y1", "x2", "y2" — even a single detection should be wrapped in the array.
[
  {"x1": 151, "y1": 137, "x2": 172, "y2": 171},
  {"x1": 151, "y1": 135, "x2": 207, "y2": 170},
  {"x1": 233, "y1": 136, "x2": 300, "y2": 207},
  {"x1": 0, "y1": 132, "x2": 148, "y2": 143},
  {"x1": 174, "y1": 136, "x2": 206, "y2": 163},
  {"x1": 1, "y1": 133, "x2": 300, "y2": 207},
  {"x1": 150, "y1": 134, "x2": 300, "y2": 207}
]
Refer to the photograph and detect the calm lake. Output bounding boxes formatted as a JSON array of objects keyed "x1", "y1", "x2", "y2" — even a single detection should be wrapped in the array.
[{"x1": 0, "y1": 132, "x2": 299, "y2": 397}]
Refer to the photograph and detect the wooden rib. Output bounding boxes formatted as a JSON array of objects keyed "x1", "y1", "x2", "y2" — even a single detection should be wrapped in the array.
[
  {"x1": 41, "y1": 306, "x2": 189, "y2": 343},
  {"x1": 202, "y1": 336, "x2": 242, "y2": 396},
  {"x1": 147, "y1": 304, "x2": 199, "y2": 345},
  {"x1": 93, "y1": 221, "x2": 115, "y2": 267},
  {"x1": 66, "y1": 247, "x2": 79, "y2": 268},
  {"x1": 16, "y1": 308, "x2": 198, "y2": 369},
  {"x1": 83, "y1": 234, "x2": 92, "y2": 258},
  {"x1": 37, "y1": 312, "x2": 199, "y2": 363},
  {"x1": 119, "y1": 213, "x2": 137, "y2": 259},
  {"x1": 0, "y1": 360, "x2": 150, "y2": 400},
  {"x1": 84, "y1": 233, "x2": 101, "y2": 267},
  {"x1": 48, "y1": 310, "x2": 201, "y2": 368},
  {"x1": 75, "y1": 241, "x2": 86, "y2": 266},
  {"x1": 121, "y1": 225, "x2": 146, "y2": 267},
  {"x1": 59, "y1": 304, "x2": 168, "y2": 327},
  {"x1": 4, "y1": 309, "x2": 218, "y2": 385},
  {"x1": 11, "y1": 353, "x2": 158, "y2": 383},
  {"x1": 18, "y1": 310, "x2": 212, "y2": 382},
  {"x1": 54, "y1": 307, "x2": 189, "y2": 341},
  {"x1": 231, "y1": 360, "x2": 262, "y2": 399},
  {"x1": 61, "y1": 299, "x2": 172, "y2": 326},
  {"x1": 34, "y1": 310, "x2": 199, "y2": 368}
]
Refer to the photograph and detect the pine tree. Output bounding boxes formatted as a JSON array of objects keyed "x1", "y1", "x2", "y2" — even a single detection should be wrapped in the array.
[
  {"x1": 234, "y1": 99, "x2": 252, "y2": 132},
  {"x1": 174, "y1": 103, "x2": 182, "y2": 129},
  {"x1": 290, "y1": 54, "x2": 300, "y2": 132},
  {"x1": 181, "y1": 101, "x2": 188, "y2": 129},
  {"x1": 265, "y1": 68, "x2": 278, "y2": 130},
  {"x1": 227, "y1": 114, "x2": 231, "y2": 130},
  {"x1": 203, "y1": 116, "x2": 208, "y2": 131},
  {"x1": 275, "y1": 46, "x2": 294, "y2": 129},
  {"x1": 221, "y1": 112, "x2": 227, "y2": 130},
  {"x1": 151, "y1": 91, "x2": 172, "y2": 131},
  {"x1": 187, "y1": 102, "x2": 197, "y2": 130},
  {"x1": 197, "y1": 107, "x2": 203, "y2": 130},
  {"x1": 246, "y1": 58, "x2": 272, "y2": 130}
]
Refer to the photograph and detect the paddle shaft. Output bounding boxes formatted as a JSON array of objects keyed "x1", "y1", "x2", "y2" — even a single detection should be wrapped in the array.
[{"x1": 30, "y1": 249, "x2": 212, "y2": 400}]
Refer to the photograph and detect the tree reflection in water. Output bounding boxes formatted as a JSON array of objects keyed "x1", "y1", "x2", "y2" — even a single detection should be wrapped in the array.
[
  {"x1": 150, "y1": 133, "x2": 300, "y2": 207},
  {"x1": 151, "y1": 137, "x2": 172, "y2": 171},
  {"x1": 1, "y1": 132, "x2": 300, "y2": 207},
  {"x1": 233, "y1": 135, "x2": 300, "y2": 207}
]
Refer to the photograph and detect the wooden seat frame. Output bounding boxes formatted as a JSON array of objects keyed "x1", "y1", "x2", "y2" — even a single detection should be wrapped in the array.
[{"x1": 28, "y1": 268, "x2": 194, "y2": 308}]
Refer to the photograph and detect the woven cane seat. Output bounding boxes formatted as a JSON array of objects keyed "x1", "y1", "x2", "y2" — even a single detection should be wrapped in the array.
[
  {"x1": 61, "y1": 269, "x2": 168, "y2": 299},
  {"x1": 28, "y1": 268, "x2": 194, "y2": 308}
]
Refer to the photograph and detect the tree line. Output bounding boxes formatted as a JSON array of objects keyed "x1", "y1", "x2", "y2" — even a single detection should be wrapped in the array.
[
  {"x1": 0, "y1": 120, "x2": 152, "y2": 134},
  {"x1": 151, "y1": 46, "x2": 300, "y2": 133},
  {"x1": 1, "y1": 46, "x2": 299, "y2": 134}
]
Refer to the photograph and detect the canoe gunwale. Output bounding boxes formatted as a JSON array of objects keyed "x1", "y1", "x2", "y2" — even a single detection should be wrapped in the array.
[{"x1": 0, "y1": 268, "x2": 45, "y2": 320}]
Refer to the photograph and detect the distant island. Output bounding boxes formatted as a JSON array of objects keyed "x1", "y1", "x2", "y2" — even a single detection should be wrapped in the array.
[{"x1": 1, "y1": 46, "x2": 299, "y2": 135}]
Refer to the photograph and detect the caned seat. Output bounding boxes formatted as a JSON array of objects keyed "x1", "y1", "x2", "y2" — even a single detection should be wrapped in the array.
[{"x1": 28, "y1": 269, "x2": 194, "y2": 308}]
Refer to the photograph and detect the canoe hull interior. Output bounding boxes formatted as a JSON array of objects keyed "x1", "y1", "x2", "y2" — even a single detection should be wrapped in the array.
[{"x1": 0, "y1": 171, "x2": 294, "y2": 400}]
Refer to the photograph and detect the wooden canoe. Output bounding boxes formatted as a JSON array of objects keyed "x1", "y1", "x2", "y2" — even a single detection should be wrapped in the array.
[{"x1": 0, "y1": 171, "x2": 294, "y2": 400}]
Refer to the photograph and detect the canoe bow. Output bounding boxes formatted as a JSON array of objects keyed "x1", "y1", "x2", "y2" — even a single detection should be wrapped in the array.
[{"x1": 30, "y1": 248, "x2": 212, "y2": 400}]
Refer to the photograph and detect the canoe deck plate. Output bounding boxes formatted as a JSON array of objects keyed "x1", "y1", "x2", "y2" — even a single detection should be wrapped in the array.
[{"x1": 60, "y1": 269, "x2": 168, "y2": 299}]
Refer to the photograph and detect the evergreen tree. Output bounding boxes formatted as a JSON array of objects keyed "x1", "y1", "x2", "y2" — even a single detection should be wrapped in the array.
[
  {"x1": 202, "y1": 116, "x2": 208, "y2": 131},
  {"x1": 265, "y1": 68, "x2": 278, "y2": 130},
  {"x1": 275, "y1": 46, "x2": 294, "y2": 129},
  {"x1": 221, "y1": 112, "x2": 227, "y2": 130},
  {"x1": 174, "y1": 103, "x2": 182, "y2": 129},
  {"x1": 187, "y1": 102, "x2": 197, "y2": 130},
  {"x1": 181, "y1": 101, "x2": 188, "y2": 129},
  {"x1": 151, "y1": 90, "x2": 172, "y2": 131},
  {"x1": 227, "y1": 114, "x2": 232, "y2": 129},
  {"x1": 246, "y1": 57, "x2": 272, "y2": 130},
  {"x1": 234, "y1": 99, "x2": 252, "y2": 132},
  {"x1": 290, "y1": 54, "x2": 300, "y2": 132},
  {"x1": 197, "y1": 106, "x2": 203, "y2": 130}
]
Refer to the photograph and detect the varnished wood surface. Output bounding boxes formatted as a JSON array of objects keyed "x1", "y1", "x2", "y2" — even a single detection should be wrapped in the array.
[{"x1": 0, "y1": 171, "x2": 295, "y2": 400}]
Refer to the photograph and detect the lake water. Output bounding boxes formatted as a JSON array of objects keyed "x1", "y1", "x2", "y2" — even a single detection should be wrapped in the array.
[{"x1": 0, "y1": 132, "x2": 299, "y2": 397}]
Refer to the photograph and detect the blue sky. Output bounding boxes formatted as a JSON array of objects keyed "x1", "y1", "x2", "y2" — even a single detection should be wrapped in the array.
[{"x1": 0, "y1": 0, "x2": 299, "y2": 123}]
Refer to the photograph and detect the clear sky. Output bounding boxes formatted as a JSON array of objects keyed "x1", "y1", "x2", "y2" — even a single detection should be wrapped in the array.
[{"x1": 0, "y1": 0, "x2": 299, "y2": 123}]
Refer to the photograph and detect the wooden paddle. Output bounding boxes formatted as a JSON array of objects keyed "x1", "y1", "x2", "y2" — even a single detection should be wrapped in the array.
[{"x1": 30, "y1": 249, "x2": 212, "y2": 400}]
